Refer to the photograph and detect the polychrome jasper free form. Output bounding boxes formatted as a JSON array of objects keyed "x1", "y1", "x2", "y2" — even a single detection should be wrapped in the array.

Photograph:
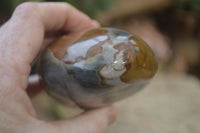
[{"x1": 39, "y1": 28, "x2": 158, "y2": 108}]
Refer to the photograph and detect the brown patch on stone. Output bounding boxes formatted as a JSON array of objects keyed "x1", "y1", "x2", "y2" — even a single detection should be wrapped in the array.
[
  {"x1": 50, "y1": 28, "x2": 109, "y2": 64},
  {"x1": 120, "y1": 36, "x2": 158, "y2": 83},
  {"x1": 48, "y1": 32, "x2": 84, "y2": 60},
  {"x1": 113, "y1": 42, "x2": 136, "y2": 71},
  {"x1": 86, "y1": 38, "x2": 110, "y2": 58}
]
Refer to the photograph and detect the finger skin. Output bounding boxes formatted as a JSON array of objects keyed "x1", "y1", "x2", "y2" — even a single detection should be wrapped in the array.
[
  {"x1": 11, "y1": 2, "x2": 99, "y2": 65},
  {"x1": 0, "y1": 2, "x2": 116, "y2": 133},
  {"x1": 32, "y1": 106, "x2": 117, "y2": 133},
  {"x1": 53, "y1": 106, "x2": 117, "y2": 133},
  {"x1": 0, "y1": 2, "x2": 99, "y2": 90}
]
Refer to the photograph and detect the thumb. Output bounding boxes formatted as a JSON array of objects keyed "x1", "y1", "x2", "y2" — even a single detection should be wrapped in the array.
[{"x1": 35, "y1": 106, "x2": 117, "y2": 133}]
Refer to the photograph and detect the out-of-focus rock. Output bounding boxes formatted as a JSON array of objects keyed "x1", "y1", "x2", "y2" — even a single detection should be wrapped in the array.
[
  {"x1": 122, "y1": 18, "x2": 171, "y2": 62},
  {"x1": 171, "y1": 37, "x2": 200, "y2": 73},
  {"x1": 107, "y1": 72, "x2": 200, "y2": 133},
  {"x1": 171, "y1": 55, "x2": 189, "y2": 73},
  {"x1": 32, "y1": 72, "x2": 200, "y2": 133},
  {"x1": 156, "y1": 13, "x2": 198, "y2": 38},
  {"x1": 98, "y1": 0, "x2": 173, "y2": 23}
]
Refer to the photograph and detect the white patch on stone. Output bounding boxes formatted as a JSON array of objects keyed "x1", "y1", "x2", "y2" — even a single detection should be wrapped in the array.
[
  {"x1": 130, "y1": 39, "x2": 137, "y2": 45},
  {"x1": 100, "y1": 45, "x2": 126, "y2": 80},
  {"x1": 63, "y1": 35, "x2": 108, "y2": 62},
  {"x1": 113, "y1": 50, "x2": 126, "y2": 71},
  {"x1": 135, "y1": 47, "x2": 140, "y2": 52},
  {"x1": 95, "y1": 35, "x2": 108, "y2": 41},
  {"x1": 108, "y1": 31, "x2": 129, "y2": 45},
  {"x1": 101, "y1": 43, "x2": 117, "y2": 63}
]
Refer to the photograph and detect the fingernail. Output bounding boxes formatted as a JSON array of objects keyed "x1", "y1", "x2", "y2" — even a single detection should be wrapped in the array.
[
  {"x1": 107, "y1": 105, "x2": 117, "y2": 125},
  {"x1": 92, "y1": 20, "x2": 100, "y2": 28}
]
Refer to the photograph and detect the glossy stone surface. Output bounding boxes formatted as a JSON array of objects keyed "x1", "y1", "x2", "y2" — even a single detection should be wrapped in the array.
[{"x1": 39, "y1": 28, "x2": 158, "y2": 108}]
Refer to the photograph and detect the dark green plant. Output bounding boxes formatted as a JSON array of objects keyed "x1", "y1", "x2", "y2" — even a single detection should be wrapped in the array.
[
  {"x1": 47, "y1": 0, "x2": 113, "y2": 18},
  {"x1": 0, "y1": 0, "x2": 113, "y2": 18},
  {"x1": 0, "y1": 0, "x2": 42, "y2": 15},
  {"x1": 173, "y1": 0, "x2": 200, "y2": 17}
]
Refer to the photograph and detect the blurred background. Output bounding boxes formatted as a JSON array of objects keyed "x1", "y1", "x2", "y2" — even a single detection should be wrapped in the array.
[{"x1": 1, "y1": 0, "x2": 200, "y2": 133}]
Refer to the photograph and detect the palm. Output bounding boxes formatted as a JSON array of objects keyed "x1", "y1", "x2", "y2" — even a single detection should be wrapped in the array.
[{"x1": 0, "y1": 2, "x2": 115, "y2": 133}]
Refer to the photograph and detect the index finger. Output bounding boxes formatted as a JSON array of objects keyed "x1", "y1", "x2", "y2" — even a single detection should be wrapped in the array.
[
  {"x1": 0, "y1": 2, "x2": 99, "y2": 89},
  {"x1": 14, "y1": 2, "x2": 99, "y2": 32},
  {"x1": 7, "y1": 2, "x2": 99, "y2": 66}
]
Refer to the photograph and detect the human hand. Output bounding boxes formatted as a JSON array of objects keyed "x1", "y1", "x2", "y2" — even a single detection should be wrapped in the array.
[{"x1": 0, "y1": 2, "x2": 116, "y2": 133}]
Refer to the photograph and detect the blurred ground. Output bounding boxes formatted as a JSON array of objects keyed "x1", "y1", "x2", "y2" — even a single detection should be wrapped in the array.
[
  {"x1": 32, "y1": 70, "x2": 200, "y2": 133},
  {"x1": 27, "y1": 0, "x2": 200, "y2": 132},
  {"x1": 107, "y1": 72, "x2": 200, "y2": 133},
  {"x1": 1, "y1": 0, "x2": 200, "y2": 132}
]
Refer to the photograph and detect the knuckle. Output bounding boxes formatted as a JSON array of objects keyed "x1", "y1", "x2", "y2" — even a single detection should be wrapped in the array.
[
  {"x1": 61, "y1": 2, "x2": 75, "y2": 11},
  {"x1": 15, "y1": 2, "x2": 38, "y2": 12},
  {"x1": 89, "y1": 123, "x2": 105, "y2": 133},
  {"x1": 14, "y1": 2, "x2": 39, "y2": 18},
  {"x1": 60, "y1": 2, "x2": 71, "y2": 8}
]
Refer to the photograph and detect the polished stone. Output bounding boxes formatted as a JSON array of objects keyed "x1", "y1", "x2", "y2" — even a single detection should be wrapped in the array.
[{"x1": 39, "y1": 28, "x2": 158, "y2": 108}]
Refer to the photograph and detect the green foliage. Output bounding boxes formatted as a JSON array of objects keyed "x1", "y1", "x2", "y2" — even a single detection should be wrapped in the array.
[
  {"x1": 173, "y1": 0, "x2": 200, "y2": 16},
  {"x1": 0, "y1": 0, "x2": 113, "y2": 18},
  {"x1": 47, "y1": 0, "x2": 113, "y2": 18},
  {"x1": 0, "y1": 0, "x2": 42, "y2": 16}
]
